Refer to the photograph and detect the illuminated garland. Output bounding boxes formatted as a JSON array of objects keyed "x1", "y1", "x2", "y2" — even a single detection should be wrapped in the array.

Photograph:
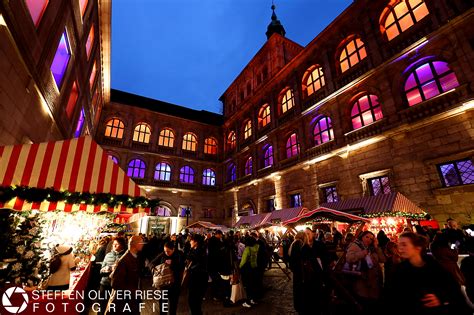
[
  {"x1": 361, "y1": 212, "x2": 428, "y2": 219},
  {"x1": 0, "y1": 186, "x2": 160, "y2": 209}
]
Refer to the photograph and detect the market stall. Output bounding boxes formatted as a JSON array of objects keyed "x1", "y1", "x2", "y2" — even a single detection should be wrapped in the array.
[
  {"x1": 320, "y1": 192, "x2": 429, "y2": 236},
  {"x1": 0, "y1": 136, "x2": 156, "y2": 294},
  {"x1": 235, "y1": 212, "x2": 271, "y2": 230},
  {"x1": 257, "y1": 207, "x2": 308, "y2": 233}
]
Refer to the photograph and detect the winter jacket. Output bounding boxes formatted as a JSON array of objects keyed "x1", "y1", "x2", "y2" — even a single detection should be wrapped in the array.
[
  {"x1": 100, "y1": 250, "x2": 124, "y2": 287},
  {"x1": 240, "y1": 244, "x2": 259, "y2": 269}
]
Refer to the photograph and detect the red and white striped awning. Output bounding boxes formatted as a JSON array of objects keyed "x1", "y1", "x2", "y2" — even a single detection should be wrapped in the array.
[
  {"x1": 235, "y1": 213, "x2": 271, "y2": 229},
  {"x1": 258, "y1": 207, "x2": 308, "y2": 227},
  {"x1": 0, "y1": 136, "x2": 148, "y2": 213},
  {"x1": 283, "y1": 207, "x2": 370, "y2": 226}
]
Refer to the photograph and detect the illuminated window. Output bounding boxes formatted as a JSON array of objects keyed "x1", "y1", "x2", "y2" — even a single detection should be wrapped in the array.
[
  {"x1": 133, "y1": 123, "x2": 151, "y2": 143},
  {"x1": 313, "y1": 116, "x2": 334, "y2": 146},
  {"x1": 368, "y1": 176, "x2": 391, "y2": 196},
  {"x1": 263, "y1": 146, "x2": 274, "y2": 168},
  {"x1": 202, "y1": 169, "x2": 216, "y2": 186},
  {"x1": 155, "y1": 206, "x2": 171, "y2": 217},
  {"x1": 339, "y1": 36, "x2": 367, "y2": 73},
  {"x1": 405, "y1": 61, "x2": 459, "y2": 106},
  {"x1": 127, "y1": 159, "x2": 146, "y2": 179},
  {"x1": 51, "y1": 31, "x2": 71, "y2": 88},
  {"x1": 381, "y1": 0, "x2": 429, "y2": 41},
  {"x1": 227, "y1": 131, "x2": 236, "y2": 150},
  {"x1": 158, "y1": 128, "x2": 175, "y2": 147},
  {"x1": 66, "y1": 81, "x2": 79, "y2": 120},
  {"x1": 182, "y1": 133, "x2": 197, "y2": 151},
  {"x1": 204, "y1": 138, "x2": 218, "y2": 155},
  {"x1": 25, "y1": 0, "x2": 49, "y2": 27},
  {"x1": 108, "y1": 155, "x2": 119, "y2": 164},
  {"x1": 227, "y1": 163, "x2": 236, "y2": 182},
  {"x1": 86, "y1": 25, "x2": 94, "y2": 59},
  {"x1": 290, "y1": 193, "x2": 302, "y2": 207},
  {"x1": 89, "y1": 62, "x2": 96, "y2": 90},
  {"x1": 304, "y1": 66, "x2": 325, "y2": 96},
  {"x1": 180, "y1": 166, "x2": 195, "y2": 184},
  {"x1": 245, "y1": 157, "x2": 253, "y2": 176},
  {"x1": 74, "y1": 108, "x2": 85, "y2": 138},
  {"x1": 351, "y1": 94, "x2": 383, "y2": 130},
  {"x1": 323, "y1": 186, "x2": 339, "y2": 203},
  {"x1": 104, "y1": 118, "x2": 124, "y2": 139},
  {"x1": 154, "y1": 162, "x2": 171, "y2": 181},
  {"x1": 244, "y1": 120, "x2": 252, "y2": 139},
  {"x1": 79, "y1": 0, "x2": 88, "y2": 16},
  {"x1": 281, "y1": 89, "x2": 295, "y2": 114},
  {"x1": 286, "y1": 133, "x2": 300, "y2": 158},
  {"x1": 258, "y1": 104, "x2": 271, "y2": 128},
  {"x1": 438, "y1": 159, "x2": 474, "y2": 187}
]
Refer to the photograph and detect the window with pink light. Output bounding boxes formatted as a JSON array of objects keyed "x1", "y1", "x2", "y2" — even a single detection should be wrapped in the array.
[
  {"x1": 25, "y1": 0, "x2": 49, "y2": 27},
  {"x1": 313, "y1": 116, "x2": 334, "y2": 145},
  {"x1": 286, "y1": 133, "x2": 300, "y2": 158},
  {"x1": 89, "y1": 62, "x2": 97, "y2": 90},
  {"x1": 351, "y1": 94, "x2": 383, "y2": 130},
  {"x1": 66, "y1": 81, "x2": 79, "y2": 120},
  {"x1": 51, "y1": 31, "x2": 71, "y2": 89},
  {"x1": 244, "y1": 157, "x2": 253, "y2": 176},
  {"x1": 405, "y1": 60, "x2": 459, "y2": 106},
  {"x1": 86, "y1": 25, "x2": 94, "y2": 59},
  {"x1": 79, "y1": 0, "x2": 89, "y2": 16}
]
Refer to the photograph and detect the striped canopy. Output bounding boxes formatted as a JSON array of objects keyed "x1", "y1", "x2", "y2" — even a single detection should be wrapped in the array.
[
  {"x1": 235, "y1": 213, "x2": 271, "y2": 229},
  {"x1": 258, "y1": 207, "x2": 308, "y2": 227},
  {"x1": 0, "y1": 136, "x2": 148, "y2": 213},
  {"x1": 283, "y1": 207, "x2": 370, "y2": 226}
]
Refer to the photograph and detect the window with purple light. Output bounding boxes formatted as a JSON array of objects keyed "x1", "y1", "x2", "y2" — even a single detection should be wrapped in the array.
[
  {"x1": 323, "y1": 186, "x2": 339, "y2": 203},
  {"x1": 155, "y1": 206, "x2": 171, "y2": 217},
  {"x1": 108, "y1": 155, "x2": 119, "y2": 164},
  {"x1": 286, "y1": 133, "x2": 300, "y2": 158},
  {"x1": 180, "y1": 166, "x2": 195, "y2": 184},
  {"x1": 154, "y1": 162, "x2": 171, "y2": 181},
  {"x1": 351, "y1": 94, "x2": 383, "y2": 130},
  {"x1": 51, "y1": 31, "x2": 71, "y2": 89},
  {"x1": 313, "y1": 116, "x2": 334, "y2": 145},
  {"x1": 227, "y1": 163, "x2": 236, "y2": 182},
  {"x1": 25, "y1": 0, "x2": 49, "y2": 27},
  {"x1": 202, "y1": 169, "x2": 216, "y2": 186},
  {"x1": 245, "y1": 157, "x2": 253, "y2": 176},
  {"x1": 74, "y1": 108, "x2": 85, "y2": 138},
  {"x1": 438, "y1": 159, "x2": 474, "y2": 187},
  {"x1": 405, "y1": 60, "x2": 459, "y2": 106},
  {"x1": 369, "y1": 176, "x2": 391, "y2": 196},
  {"x1": 127, "y1": 159, "x2": 146, "y2": 179},
  {"x1": 264, "y1": 146, "x2": 274, "y2": 168}
]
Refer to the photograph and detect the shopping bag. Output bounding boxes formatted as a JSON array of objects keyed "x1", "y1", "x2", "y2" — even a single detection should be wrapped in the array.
[
  {"x1": 152, "y1": 263, "x2": 174, "y2": 288},
  {"x1": 230, "y1": 282, "x2": 246, "y2": 304}
]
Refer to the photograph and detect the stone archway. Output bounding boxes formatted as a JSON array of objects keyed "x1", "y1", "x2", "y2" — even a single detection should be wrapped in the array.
[
  {"x1": 239, "y1": 200, "x2": 256, "y2": 216},
  {"x1": 153, "y1": 201, "x2": 178, "y2": 217}
]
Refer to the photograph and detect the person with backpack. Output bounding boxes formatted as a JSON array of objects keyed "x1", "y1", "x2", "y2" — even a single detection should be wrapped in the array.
[
  {"x1": 47, "y1": 244, "x2": 76, "y2": 291},
  {"x1": 239, "y1": 233, "x2": 260, "y2": 308}
]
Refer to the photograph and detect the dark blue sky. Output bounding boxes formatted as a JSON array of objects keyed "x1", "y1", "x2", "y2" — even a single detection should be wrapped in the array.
[{"x1": 112, "y1": 0, "x2": 352, "y2": 114}]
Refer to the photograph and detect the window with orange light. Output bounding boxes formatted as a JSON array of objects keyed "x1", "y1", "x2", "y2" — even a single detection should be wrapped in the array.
[
  {"x1": 227, "y1": 131, "x2": 236, "y2": 150},
  {"x1": 244, "y1": 120, "x2": 252, "y2": 139},
  {"x1": 204, "y1": 138, "x2": 218, "y2": 155},
  {"x1": 258, "y1": 104, "x2": 271, "y2": 128},
  {"x1": 79, "y1": 0, "x2": 88, "y2": 17},
  {"x1": 281, "y1": 89, "x2": 295, "y2": 114},
  {"x1": 304, "y1": 66, "x2": 325, "y2": 96},
  {"x1": 381, "y1": 0, "x2": 429, "y2": 41},
  {"x1": 339, "y1": 36, "x2": 367, "y2": 73},
  {"x1": 105, "y1": 118, "x2": 124, "y2": 139},
  {"x1": 86, "y1": 25, "x2": 94, "y2": 59},
  {"x1": 182, "y1": 133, "x2": 197, "y2": 151},
  {"x1": 158, "y1": 128, "x2": 175, "y2": 147},
  {"x1": 133, "y1": 123, "x2": 151, "y2": 143}
]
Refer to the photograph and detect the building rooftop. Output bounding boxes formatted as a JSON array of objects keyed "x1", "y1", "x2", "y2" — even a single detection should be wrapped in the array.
[{"x1": 110, "y1": 89, "x2": 224, "y2": 126}]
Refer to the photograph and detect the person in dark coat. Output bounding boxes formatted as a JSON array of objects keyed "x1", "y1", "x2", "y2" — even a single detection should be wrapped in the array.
[
  {"x1": 430, "y1": 232, "x2": 465, "y2": 286},
  {"x1": 288, "y1": 231, "x2": 308, "y2": 314},
  {"x1": 389, "y1": 232, "x2": 471, "y2": 315},
  {"x1": 150, "y1": 241, "x2": 184, "y2": 315},
  {"x1": 460, "y1": 237, "x2": 474, "y2": 304},
  {"x1": 207, "y1": 230, "x2": 225, "y2": 300},
  {"x1": 186, "y1": 234, "x2": 208, "y2": 315}
]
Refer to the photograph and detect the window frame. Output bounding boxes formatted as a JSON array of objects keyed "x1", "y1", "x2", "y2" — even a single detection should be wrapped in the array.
[
  {"x1": 304, "y1": 66, "x2": 326, "y2": 96},
  {"x1": 338, "y1": 36, "x2": 367, "y2": 73},
  {"x1": 290, "y1": 193, "x2": 302, "y2": 208},
  {"x1": 227, "y1": 163, "x2": 236, "y2": 182},
  {"x1": 158, "y1": 128, "x2": 175, "y2": 148},
  {"x1": 154, "y1": 162, "x2": 172, "y2": 182},
  {"x1": 258, "y1": 104, "x2": 271, "y2": 128},
  {"x1": 132, "y1": 122, "x2": 151, "y2": 143},
  {"x1": 286, "y1": 133, "x2": 300, "y2": 158},
  {"x1": 202, "y1": 168, "x2": 216, "y2": 186},
  {"x1": 104, "y1": 118, "x2": 125, "y2": 139},
  {"x1": 313, "y1": 116, "x2": 334, "y2": 146},
  {"x1": 182, "y1": 133, "x2": 197, "y2": 152},
  {"x1": 437, "y1": 158, "x2": 474, "y2": 187},
  {"x1": 127, "y1": 159, "x2": 146, "y2": 179},
  {"x1": 263, "y1": 145, "x2": 274, "y2": 168},
  {"x1": 380, "y1": 0, "x2": 430, "y2": 41},
  {"x1": 322, "y1": 186, "x2": 339, "y2": 203},
  {"x1": 227, "y1": 131, "x2": 236, "y2": 150},
  {"x1": 204, "y1": 137, "x2": 218, "y2": 155},
  {"x1": 281, "y1": 88, "x2": 295, "y2": 114},
  {"x1": 351, "y1": 94, "x2": 383, "y2": 130},
  {"x1": 243, "y1": 120, "x2": 252, "y2": 140},
  {"x1": 368, "y1": 176, "x2": 391, "y2": 196},
  {"x1": 244, "y1": 157, "x2": 253, "y2": 176},
  {"x1": 179, "y1": 165, "x2": 195, "y2": 184}
]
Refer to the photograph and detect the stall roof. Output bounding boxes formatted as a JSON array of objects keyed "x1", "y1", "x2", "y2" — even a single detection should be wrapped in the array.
[
  {"x1": 320, "y1": 192, "x2": 425, "y2": 216},
  {"x1": 259, "y1": 207, "x2": 308, "y2": 227},
  {"x1": 283, "y1": 207, "x2": 370, "y2": 226},
  {"x1": 235, "y1": 213, "x2": 271, "y2": 229}
]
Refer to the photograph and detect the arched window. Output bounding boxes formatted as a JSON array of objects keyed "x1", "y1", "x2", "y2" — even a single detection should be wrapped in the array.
[
  {"x1": 158, "y1": 128, "x2": 175, "y2": 148},
  {"x1": 244, "y1": 120, "x2": 252, "y2": 139},
  {"x1": 245, "y1": 157, "x2": 253, "y2": 176},
  {"x1": 227, "y1": 131, "x2": 236, "y2": 150},
  {"x1": 313, "y1": 116, "x2": 334, "y2": 145},
  {"x1": 339, "y1": 36, "x2": 367, "y2": 73},
  {"x1": 204, "y1": 138, "x2": 218, "y2": 155},
  {"x1": 202, "y1": 169, "x2": 216, "y2": 186},
  {"x1": 108, "y1": 155, "x2": 119, "y2": 164},
  {"x1": 258, "y1": 104, "x2": 271, "y2": 128},
  {"x1": 227, "y1": 163, "x2": 236, "y2": 182},
  {"x1": 180, "y1": 166, "x2": 195, "y2": 184},
  {"x1": 133, "y1": 123, "x2": 151, "y2": 143},
  {"x1": 351, "y1": 94, "x2": 383, "y2": 129},
  {"x1": 182, "y1": 133, "x2": 197, "y2": 151},
  {"x1": 127, "y1": 159, "x2": 146, "y2": 179},
  {"x1": 380, "y1": 0, "x2": 429, "y2": 41},
  {"x1": 286, "y1": 133, "x2": 300, "y2": 158},
  {"x1": 105, "y1": 118, "x2": 125, "y2": 139},
  {"x1": 405, "y1": 61, "x2": 459, "y2": 106},
  {"x1": 281, "y1": 88, "x2": 295, "y2": 114},
  {"x1": 264, "y1": 146, "x2": 274, "y2": 168},
  {"x1": 304, "y1": 66, "x2": 325, "y2": 96},
  {"x1": 155, "y1": 206, "x2": 172, "y2": 217},
  {"x1": 154, "y1": 162, "x2": 171, "y2": 181}
]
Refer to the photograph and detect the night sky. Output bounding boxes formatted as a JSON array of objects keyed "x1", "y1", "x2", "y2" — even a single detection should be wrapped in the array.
[{"x1": 112, "y1": 0, "x2": 352, "y2": 114}]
